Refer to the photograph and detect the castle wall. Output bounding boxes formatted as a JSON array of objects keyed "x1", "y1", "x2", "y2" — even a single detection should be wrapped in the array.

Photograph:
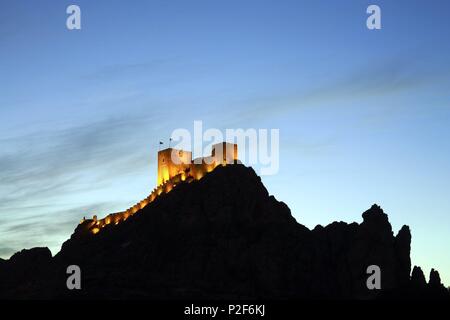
[
  {"x1": 83, "y1": 143, "x2": 238, "y2": 234},
  {"x1": 212, "y1": 142, "x2": 238, "y2": 165},
  {"x1": 157, "y1": 148, "x2": 192, "y2": 185}
]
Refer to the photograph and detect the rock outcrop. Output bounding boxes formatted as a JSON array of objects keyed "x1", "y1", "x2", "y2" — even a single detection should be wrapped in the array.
[
  {"x1": 429, "y1": 269, "x2": 441, "y2": 287},
  {"x1": 0, "y1": 164, "x2": 448, "y2": 300},
  {"x1": 411, "y1": 266, "x2": 427, "y2": 287},
  {"x1": 0, "y1": 248, "x2": 53, "y2": 299}
]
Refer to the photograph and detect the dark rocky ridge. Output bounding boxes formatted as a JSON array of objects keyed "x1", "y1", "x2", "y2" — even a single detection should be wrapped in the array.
[{"x1": 0, "y1": 164, "x2": 448, "y2": 299}]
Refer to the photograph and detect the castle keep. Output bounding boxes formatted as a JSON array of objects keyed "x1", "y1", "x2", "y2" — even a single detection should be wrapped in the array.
[
  {"x1": 81, "y1": 142, "x2": 238, "y2": 234},
  {"x1": 157, "y1": 142, "x2": 238, "y2": 185}
]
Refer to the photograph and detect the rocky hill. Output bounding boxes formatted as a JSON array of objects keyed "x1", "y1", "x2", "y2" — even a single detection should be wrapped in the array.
[{"x1": 0, "y1": 164, "x2": 448, "y2": 299}]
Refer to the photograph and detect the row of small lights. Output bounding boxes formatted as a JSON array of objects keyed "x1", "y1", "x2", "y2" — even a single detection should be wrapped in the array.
[
  {"x1": 86, "y1": 171, "x2": 202, "y2": 234},
  {"x1": 84, "y1": 162, "x2": 226, "y2": 235}
]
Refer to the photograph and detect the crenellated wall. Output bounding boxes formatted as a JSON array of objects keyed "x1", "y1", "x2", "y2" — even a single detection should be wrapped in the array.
[
  {"x1": 79, "y1": 142, "x2": 238, "y2": 235},
  {"x1": 81, "y1": 151, "x2": 237, "y2": 234}
]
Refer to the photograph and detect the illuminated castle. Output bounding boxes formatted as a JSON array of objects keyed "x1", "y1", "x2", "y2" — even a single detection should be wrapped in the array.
[
  {"x1": 81, "y1": 142, "x2": 238, "y2": 234},
  {"x1": 157, "y1": 142, "x2": 238, "y2": 185}
]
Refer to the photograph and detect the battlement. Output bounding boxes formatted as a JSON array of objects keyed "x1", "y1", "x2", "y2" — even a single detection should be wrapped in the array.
[
  {"x1": 157, "y1": 142, "x2": 238, "y2": 185},
  {"x1": 80, "y1": 142, "x2": 238, "y2": 234}
]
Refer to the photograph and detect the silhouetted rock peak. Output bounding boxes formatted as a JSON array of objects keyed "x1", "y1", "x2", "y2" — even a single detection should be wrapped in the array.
[
  {"x1": 429, "y1": 269, "x2": 443, "y2": 288},
  {"x1": 9, "y1": 247, "x2": 52, "y2": 263},
  {"x1": 394, "y1": 225, "x2": 411, "y2": 285},
  {"x1": 362, "y1": 204, "x2": 388, "y2": 223},
  {"x1": 411, "y1": 266, "x2": 427, "y2": 287},
  {"x1": 0, "y1": 164, "x2": 448, "y2": 299},
  {"x1": 359, "y1": 204, "x2": 393, "y2": 243},
  {"x1": 396, "y1": 225, "x2": 411, "y2": 238}
]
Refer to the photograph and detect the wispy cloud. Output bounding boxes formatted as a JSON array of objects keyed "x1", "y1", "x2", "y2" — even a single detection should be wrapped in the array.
[
  {"x1": 1, "y1": 117, "x2": 147, "y2": 200},
  {"x1": 0, "y1": 111, "x2": 163, "y2": 258},
  {"x1": 81, "y1": 60, "x2": 173, "y2": 81},
  {"x1": 298, "y1": 57, "x2": 449, "y2": 103},
  {"x1": 0, "y1": 202, "x2": 117, "y2": 258},
  {"x1": 228, "y1": 54, "x2": 450, "y2": 125},
  {"x1": 0, "y1": 247, "x2": 16, "y2": 258}
]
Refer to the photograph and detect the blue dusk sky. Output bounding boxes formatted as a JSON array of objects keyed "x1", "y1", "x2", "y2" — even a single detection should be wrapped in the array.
[{"x1": 0, "y1": 1, "x2": 449, "y2": 284}]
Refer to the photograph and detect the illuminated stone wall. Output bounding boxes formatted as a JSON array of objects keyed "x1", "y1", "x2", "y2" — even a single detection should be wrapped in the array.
[
  {"x1": 157, "y1": 148, "x2": 192, "y2": 186},
  {"x1": 81, "y1": 142, "x2": 238, "y2": 234}
]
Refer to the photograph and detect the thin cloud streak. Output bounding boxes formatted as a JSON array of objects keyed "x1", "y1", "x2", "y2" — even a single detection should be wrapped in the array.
[
  {"x1": 0, "y1": 111, "x2": 166, "y2": 258},
  {"x1": 228, "y1": 55, "x2": 450, "y2": 125}
]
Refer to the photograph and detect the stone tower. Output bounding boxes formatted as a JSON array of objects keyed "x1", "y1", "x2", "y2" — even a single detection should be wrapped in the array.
[
  {"x1": 157, "y1": 148, "x2": 192, "y2": 186},
  {"x1": 157, "y1": 142, "x2": 238, "y2": 186}
]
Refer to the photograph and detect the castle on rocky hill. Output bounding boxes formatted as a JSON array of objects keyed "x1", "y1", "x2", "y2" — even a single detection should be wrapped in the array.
[
  {"x1": 80, "y1": 142, "x2": 238, "y2": 234},
  {"x1": 157, "y1": 142, "x2": 238, "y2": 185}
]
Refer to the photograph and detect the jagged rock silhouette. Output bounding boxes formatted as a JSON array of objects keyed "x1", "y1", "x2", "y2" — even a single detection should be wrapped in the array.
[{"x1": 0, "y1": 164, "x2": 448, "y2": 299}]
